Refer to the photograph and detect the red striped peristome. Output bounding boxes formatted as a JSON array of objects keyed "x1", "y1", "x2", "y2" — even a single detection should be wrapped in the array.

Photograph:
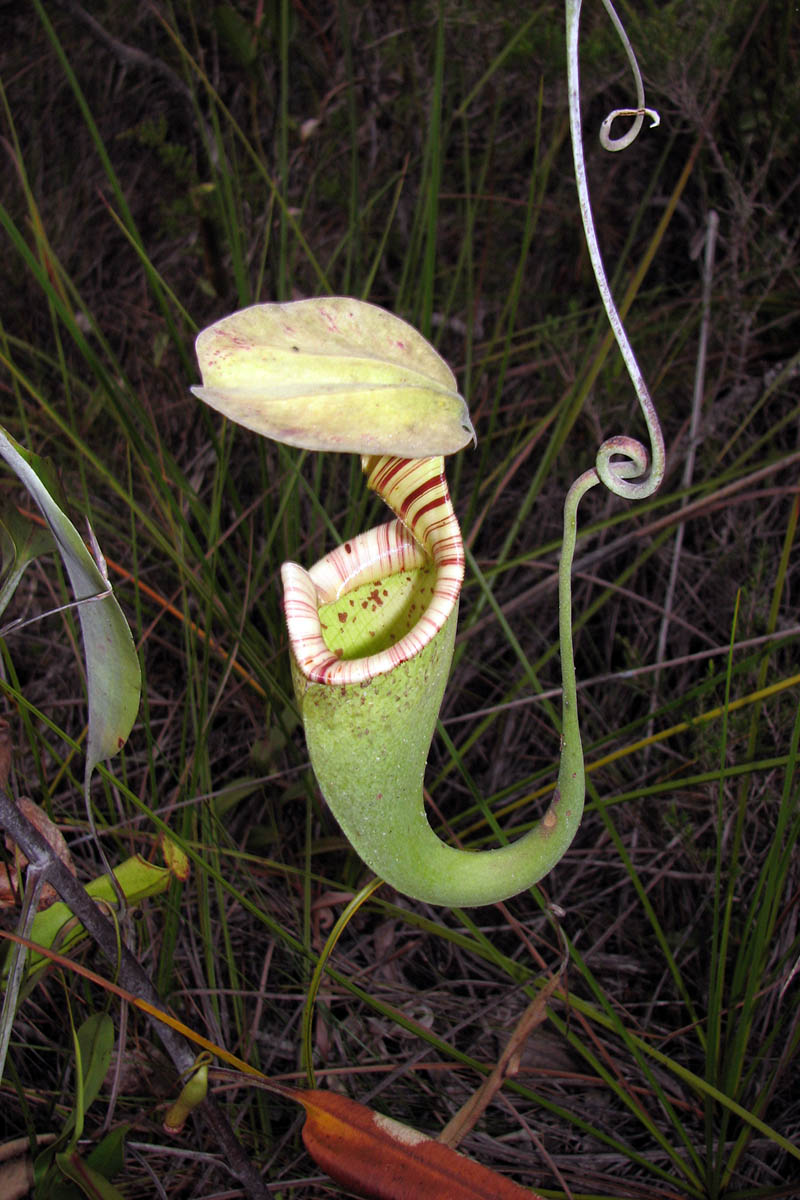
[{"x1": 281, "y1": 454, "x2": 464, "y2": 685}]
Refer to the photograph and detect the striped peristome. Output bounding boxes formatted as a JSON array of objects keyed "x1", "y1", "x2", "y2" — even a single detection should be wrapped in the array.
[{"x1": 281, "y1": 454, "x2": 464, "y2": 685}]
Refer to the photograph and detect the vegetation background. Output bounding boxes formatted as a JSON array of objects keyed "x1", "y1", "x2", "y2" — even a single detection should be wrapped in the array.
[{"x1": 1, "y1": 0, "x2": 798, "y2": 1197}]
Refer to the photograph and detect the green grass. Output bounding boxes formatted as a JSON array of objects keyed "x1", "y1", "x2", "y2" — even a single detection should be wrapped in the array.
[{"x1": 1, "y1": 1, "x2": 799, "y2": 1197}]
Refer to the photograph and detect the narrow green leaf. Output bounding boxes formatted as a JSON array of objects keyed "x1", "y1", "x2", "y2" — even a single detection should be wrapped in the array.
[
  {"x1": 75, "y1": 1014, "x2": 115, "y2": 1121},
  {"x1": 0, "y1": 504, "x2": 55, "y2": 623},
  {"x1": 54, "y1": 1152, "x2": 126, "y2": 1200},
  {"x1": 0, "y1": 426, "x2": 140, "y2": 780}
]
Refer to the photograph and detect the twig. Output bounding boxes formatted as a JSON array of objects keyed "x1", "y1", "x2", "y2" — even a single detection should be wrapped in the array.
[{"x1": 437, "y1": 967, "x2": 565, "y2": 1149}]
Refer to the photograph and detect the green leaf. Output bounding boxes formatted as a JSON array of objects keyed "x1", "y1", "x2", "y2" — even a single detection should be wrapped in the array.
[
  {"x1": 33, "y1": 1015, "x2": 117, "y2": 1196},
  {"x1": 85, "y1": 1126, "x2": 128, "y2": 1180},
  {"x1": 75, "y1": 1014, "x2": 114, "y2": 1123},
  {"x1": 0, "y1": 504, "x2": 55, "y2": 623},
  {"x1": 214, "y1": 4, "x2": 259, "y2": 69},
  {"x1": 60, "y1": 1013, "x2": 115, "y2": 1152},
  {"x1": 192, "y1": 298, "x2": 476, "y2": 457},
  {"x1": 0, "y1": 425, "x2": 140, "y2": 782},
  {"x1": 53, "y1": 1152, "x2": 126, "y2": 1200}
]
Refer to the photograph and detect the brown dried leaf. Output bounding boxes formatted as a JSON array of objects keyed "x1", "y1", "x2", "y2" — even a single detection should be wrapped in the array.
[
  {"x1": 291, "y1": 1087, "x2": 543, "y2": 1200},
  {"x1": 439, "y1": 971, "x2": 564, "y2": 1149},
  {"x1": 0, "y1": 796, "x2": 76, "y2": 909}
]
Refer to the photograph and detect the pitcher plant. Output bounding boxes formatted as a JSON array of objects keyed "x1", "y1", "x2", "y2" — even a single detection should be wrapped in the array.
[
  {"x1": 195, "y1": 299, "x2": 577, "y2": 907},
  {"x1": 192, "y1": 0, "x2": 664, "y2": 907}
]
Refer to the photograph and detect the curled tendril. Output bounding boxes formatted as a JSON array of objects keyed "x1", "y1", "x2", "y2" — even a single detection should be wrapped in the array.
[
  {"x1": 557, "y1": 0, "x2": 666, "y2": 755},
  {"x1": 564, "y1": 0, "x2": 665, "y2": 511},
  {"x1": 600, "y1": 107, "x2": 661, "y2": 153},
  {"x1": 594, "y1": 435, "x2": 651, "y2": 498},
  {"x1": 595, "y1": 0, "x2": 661, "y2": 152}
]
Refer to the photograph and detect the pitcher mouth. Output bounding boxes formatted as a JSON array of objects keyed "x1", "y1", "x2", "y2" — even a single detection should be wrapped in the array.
[{"x1": 281, "y1": 456, "x2": 464, "y2": 686}]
